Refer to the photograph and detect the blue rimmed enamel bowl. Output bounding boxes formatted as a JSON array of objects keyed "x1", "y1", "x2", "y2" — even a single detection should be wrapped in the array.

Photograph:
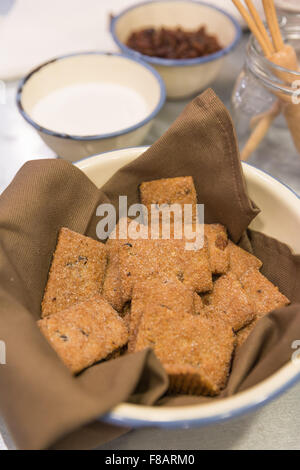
[
  {"x1": 17, "y1": 52, "x2": 166, "y2": 162},
  {"x1": 110, "y1": 0, "x2": 241, "y2": 99},
  {"x1": 75, "y1": 146, "x2": 300, "y2": 429}
]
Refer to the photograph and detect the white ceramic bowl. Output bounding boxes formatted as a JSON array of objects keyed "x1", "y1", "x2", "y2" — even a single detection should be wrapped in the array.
[
  {"x1": 110, "y1": 0, "x2": 241, "y2": 99},
  {"x1": 76, "y1": 146, "x2": 300, "y2": 428},
  {"x1": 17, "y1": 53, "x2": 166, "y2": 162}
]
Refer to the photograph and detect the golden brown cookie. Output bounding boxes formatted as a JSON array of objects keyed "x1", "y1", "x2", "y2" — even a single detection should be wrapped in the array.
[
  {"x1": 139, "y1": 176, "x2": 198, "y2": 224},
  {"x1": 203, "y1": 272, "x2": 256, "y2": 332},
  {"x1": 158, "y1": 222, "x2": 228, "y2": 274},
  {"x1": 42, "y1": 228, "x2": 107, "y2": 317},
  {"x1": 102, "y1": 242, "x2": 123, "y2": 312},
  {"x1": 240, "y1": 268, "x2": 290, "y2": 314},
  {"x1": 227, "y1": 241, "x2": 262, "y2": 279},
  {"x1": 118, "y1": 238, "x2": 212, "y2": 302},
  {"x1": 129, "y1": 276, "x2": 194, "y2": 352},
  {"x1": 38, "y1": 294, "x2": 128, "y2": 374},
  {"x1": 134, "y1": 305, "x2": 235, "y2": 396},
  {"x1": 193, "y1": 293, "x2": 204, "y2": 315},
  {"x1": 204, "y1": 224, "x2": 229, "y2": 274},
  {"x1": 102, "y1": 218, "x2": 148, "y2": 312},
  {"x1": 237, "y1": 268, "x2": 290, "y2": 346},
  {"x1": 121, "y1": 303, "x2": 131, "y2": 331}
]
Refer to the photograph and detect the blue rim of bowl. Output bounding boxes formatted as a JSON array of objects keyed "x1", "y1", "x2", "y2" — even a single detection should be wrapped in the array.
[
  {"x1": 16, "y1": 51, "x2": 166, "y2": 141},
  {"x1": 110, "y1": 0, "x2": 242, "y2": 67},
  {"x1": 75, "y1": 148, "x2": 300, "y2": 428},
  {"x1": 101, "y1": 367, "x2": 300, "y2": 429}
]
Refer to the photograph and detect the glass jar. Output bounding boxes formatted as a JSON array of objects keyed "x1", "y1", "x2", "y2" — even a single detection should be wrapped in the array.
[{"x1": 231, "y1": 18, "x2": 300, "y2": 163}]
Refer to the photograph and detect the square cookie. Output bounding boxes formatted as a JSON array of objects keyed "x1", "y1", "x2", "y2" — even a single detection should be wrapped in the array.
[
  {"x1": 227, "y1": 241, "x2": 262, "y2": 279},
  {"x1": 203, "y1": 272, "x2": 256, "y2": 332},
  {"x1": 129, "y1": 276, "x2": 195, "y2": 352},
  {"x1": 118, "y1": 238, "x2": 212, "y2": 302},
  {"x1": 139, "y1": 176, "x2": 198, "y2": 224},
  {"x1": 237, "y1": 268, "x2": 290, "y2": 346},
  {"x1": 38, "y1": 294, "x2": 128, "y2": 374},
  {"x1": 240, "y1": 268, "x2": 290, "y2": 315},
  {"x1": 42, "y1": 228, "x2": 107, "y2": 317},
  {"x1": 134, "y1": 305, "x2": 236, "y2": 396}
]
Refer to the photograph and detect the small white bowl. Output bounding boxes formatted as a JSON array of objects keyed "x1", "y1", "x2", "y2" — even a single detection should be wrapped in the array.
[
  {"x1": 17, "y1": 52, "x2": 166, "y2": 162},
  {"x1": 110, "y1": 0, "x2": 241, "y2": 99},
  {"x1": 76, "y1": 146, "x2": 300, "y2": 429}
]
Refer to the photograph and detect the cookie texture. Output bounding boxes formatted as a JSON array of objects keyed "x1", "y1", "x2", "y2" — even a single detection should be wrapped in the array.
[
  {"x1": 38, "y1": 193, "x2": 290, "y2": 396},
  {"x1": 139, "y1": 176, "x2": 198, "y2": 224},
  {"x1": 203, "y1": 272, "x2": 256, "y2": 332},
  {"x1": 193, "y1": 293, "x2": 204, "y2": 315},
  {"x1": 38, "y1": 294, "x2": 128, "y2": 374},
  {"x1": 240, "y1": 268, "x2": 290, "y2": 313},
  {"x1": 102, "y1": 218, "x2": 148, "y2": 312},
  {"x1": 227, "y1": 241, "x2": 262, "y2": 279},
  {"x1": 102, "y1": 241, "x2": 124, "y2": 312},
  {"x1": 134, "y1": 305, "x2": 235, "y2": 396},
  {"x1": 237, "y1": 268, "x2": 290, "y2": 346},
  {"x1": 42, "y1": 228, "x2": 107, "y2": 317},
  {"x1": 129, "y1": 276, "x2": 194, "y2": 352},
  {"x1": 205, "y1": 224, "x2": 229, "y2": 274},
  {"x1": 119, "y1": 238, "x2": 212, "y2": 302}
]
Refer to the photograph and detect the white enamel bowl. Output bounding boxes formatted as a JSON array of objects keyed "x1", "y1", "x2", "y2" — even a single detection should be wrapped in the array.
[
  {"x1": 110, "y1": 0, "x2": 241, "y2": 99},
  {"x1": 17, "y1": 53, "x2": 166, "y2": 162},
  {"x1": 76, "y1": 146, "x2": 300, "y2": 428}
]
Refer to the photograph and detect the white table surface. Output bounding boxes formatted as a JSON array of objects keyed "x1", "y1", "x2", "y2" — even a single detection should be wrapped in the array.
[{"x1": 0, "y1": 2, "x2": 299, "y2": 451}]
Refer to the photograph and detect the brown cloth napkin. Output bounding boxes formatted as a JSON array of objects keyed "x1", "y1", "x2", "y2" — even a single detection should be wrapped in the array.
[{"x1": 0, "y1": 89, "x2": 299, "y2": 450}]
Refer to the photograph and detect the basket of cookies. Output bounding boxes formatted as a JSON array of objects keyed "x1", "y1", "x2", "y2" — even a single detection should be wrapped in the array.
[
  {"x1": 38, "y1": 182, "x2": 289, "y2": 396},
  {"x1": 0, "y1": 89, "x2": 300, "y2": 449}
]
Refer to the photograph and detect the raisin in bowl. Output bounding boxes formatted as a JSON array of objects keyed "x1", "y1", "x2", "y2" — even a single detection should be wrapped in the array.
[{"x1": 110, "y1": 0, "x2": 241, "y2": 99}]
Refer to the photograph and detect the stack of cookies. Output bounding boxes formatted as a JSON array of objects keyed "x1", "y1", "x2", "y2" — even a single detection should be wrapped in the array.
[{"x1": 38, "y1": 176, "x2": 290, "y2": 396}]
